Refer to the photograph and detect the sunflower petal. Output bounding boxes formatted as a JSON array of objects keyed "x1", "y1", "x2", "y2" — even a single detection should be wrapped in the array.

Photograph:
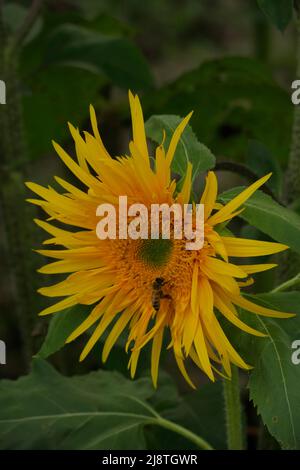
[{"x1": 208, "y1": 173, "x2": 271, "y2": 226}]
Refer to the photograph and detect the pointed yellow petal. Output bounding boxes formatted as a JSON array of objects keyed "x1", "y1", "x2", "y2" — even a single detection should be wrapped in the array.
[
  {"x1": 80, "y1": 309, "x2": 120, "y2": 361},
  {"x1": 198, "y1": 276, "x2": 214, "y2": 320},
  {"x1": 194, "y1": 321, "x2": 214, "y2": 381},
  {"x1": 52, "y1": 141, "x2": 98, "y2": 189},
  {"x1": 165, "y1": 112, "x2": 193, "y2": 166},
  {"x1": 128, "y1": 91, "x2": 148, "y2": 161},
  {"x1": 222, "y1": 237, "x2": 288, "y2": 257},
  {"x1": 200, "y1": 172, "x2": 218, "y2": 220},
  {"x1": 210, "y1": 315, "x2": 251, "y2": 369},
  {"x1": 68, "y1": 123, "x2": 89, "y2": 172},
  {"x1": 54, "y1": 176, "x2": 90, "y2": 201},
  {"x1": 38, "y1": 257, "x2": 104, "y2": 274},
  {"x1": 66, "y1": 299, "x2": 109, "y2": 343},
  {"x1": 151, "y1": 328, "x2": 164, "y2": 388},
  {"x1": 34, "y1": 219, "x2": 70, "y2": 240},
  {"x1": 173, "y1": 351, "x2": 196, "y2": 389},
  {"x1": 89, "y1": 104, "x2": 111, "y2": 159},
  {"x1": 102, "y1": 309, "x2": 134, "y2": 362},
  {"x1": 213, "y1": 289, "x2": 266, "y2": 337},
  {"x1": 240, "y1": 264, "x2": 277, "y2": 274},
  {"x1": 205, "y1": 257, "x2": 247, "y2": 279},
  {"x1": 238, "y1": 278, "x2": 254, "y2": 287},
  {"x1": 39, "y1": 296, "x2": 77, "y2": 316},
  {"x1": 208, "y1": 173, "x2": 272, "y2": 226},
  {"x1": 128, "y1": 348, "x2": 141, "y2": 379},
  {"x1": 177, "y1": 162, "x2": 192, "y2": 204},
  {"x1": 201, "y1": 264, "x2": 240, "y2": 295},
  {"x1": 231, "y1": 294, "x2": 295, "y2": 318}
]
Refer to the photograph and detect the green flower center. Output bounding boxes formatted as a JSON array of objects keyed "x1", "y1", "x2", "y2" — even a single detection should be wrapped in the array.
[{"x1": 138, "y1": 239, "x2": 173, "y2": 267}]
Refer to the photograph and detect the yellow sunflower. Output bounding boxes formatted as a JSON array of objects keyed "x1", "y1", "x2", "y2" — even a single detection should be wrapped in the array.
[{"x1": 26, "y1": 92, "x2": 294, "y2": 388}]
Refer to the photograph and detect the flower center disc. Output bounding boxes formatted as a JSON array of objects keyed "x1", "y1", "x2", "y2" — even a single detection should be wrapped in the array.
[{"x1": 138, "y1": 239, "x2": 173, "y2": 268}]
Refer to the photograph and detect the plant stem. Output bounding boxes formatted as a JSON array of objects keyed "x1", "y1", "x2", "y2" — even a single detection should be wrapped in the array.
[
  {"x1": 223, "y1": 366, "x2": 244, "y2": 450},
  {"x1": 284, "y1": 14, "x2": 300, "y2": 205},
  {"x1": 6, "y1": 0, "x2": 43, "y2": 56},
  {"x1": 272, "y1": 273, "x2": 300, "y2": 293},
  {"x1": 152, "y1": 416, "x2": 213, "y2": 450},
  {"x1": 278, "y1": 12, "x2": 300, "y2": 283},
  {"x1": 0, "y1": 0, "x2": 42, "y2": 369}
]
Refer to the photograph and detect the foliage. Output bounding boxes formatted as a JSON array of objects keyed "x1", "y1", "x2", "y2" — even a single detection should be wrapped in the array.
[
  {"x1": 223, "y1": 292, "x2": 300, "y2": 449},
  {"x1": 17, "y1": 8, "x2": 153, "y2": 159},
  {"x1": 0, "y1": 358, "x2": 219, "y2": 450},
  {"x1": 145, "y1": 115, "x2": 215, "y2": 180},
  {"x1": 219, "y1": 188, "x2": 300, "y2": 254},
  {"x1": 1, "y1": 0, "x2": 300, "y2": 453},
  {"x1": 143, "y1": 57, "x2": 293, "y2": 165}
]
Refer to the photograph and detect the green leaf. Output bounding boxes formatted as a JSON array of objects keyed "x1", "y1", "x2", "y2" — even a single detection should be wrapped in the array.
[
  {"x1": 160, "y1": 381, "x2": 227, "y2": 450},
  {"x1": 145, "y1": 115, "x2": 215, "y2": 180},
  {"x1": 0, "y1": 359, "x2": 152, "y2": 449},
  {"x1": 44, "y1": 24, "x2": 154, "y2": 90},
  {"x1": 223, "y1": 292, "x2": 300, "y2": 449},
  {"x1": 143, "y1": 58, "x2": 292, "y2": 165},
  {"x1": 37, "y1": 305, "x2": 90, "y2": 358},
  {"x1": 0, "y1": 359, "x2": 212, "y2": 450},
  {"x1": 219, "y1": 188, "x2": 300, "y2": 255},
  {"x1": 257, "y1": 0, "x2": 294, "y2": 32}
]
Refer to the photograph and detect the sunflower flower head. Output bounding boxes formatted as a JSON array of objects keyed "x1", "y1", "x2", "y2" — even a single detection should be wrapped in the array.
[{"x1": 26, "y1": 91, "x2": 294, "y2": 388}]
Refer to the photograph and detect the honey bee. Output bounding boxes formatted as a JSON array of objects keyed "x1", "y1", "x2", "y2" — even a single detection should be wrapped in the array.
[{"x1": 151, "y1": 277, "x2": 171, "y2": 312}]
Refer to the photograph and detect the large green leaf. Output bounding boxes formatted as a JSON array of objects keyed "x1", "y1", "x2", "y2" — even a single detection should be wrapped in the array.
[
  {"x1": 0, "y1": 359, "x2": 212, "y2": 450},
  {"x1": 249, "y1": 293, "x2": 300, "y2": 450},
  {"x1": 143, "y1": 58, "x2": 292, "y2": 165},
  {"x1": 157, "y1": 381, "x2": 227, "y2": 450},
  {"x1": 257, "y1": 0, "x2": 294, "y2": 32},
  {"x1": 0, "y1": 359, "x2": 151, "y2": 449},
  {"x1": 223, "y1": 292, "x2": 300, "y2": 449},
  {"x1": 219, "y1": 188, "x2": 300, "y2": 255},
  {"x1": 145, "y1": 115, "x2": 215, "y2": 180},
  {"x1": 44, "y1": 24, "x2": 154, "y2": 90}
]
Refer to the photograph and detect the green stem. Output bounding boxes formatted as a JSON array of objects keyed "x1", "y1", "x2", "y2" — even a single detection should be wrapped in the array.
[
  {"x1": 272, "y1": 273, "x2": 300, "y2": 293},
  {"x1": 6, "y1": 0, "x2": 43, "y2": 56},
  {"x1": 277, "y1": 12, "x2": 300, "y2": 283},
  {"x1": 284, "y1": 15, "x2": 300, "y2": 205},
  {"x1": 223, "y1": 366, "x2": 244, "y2": 450},
  {"x1": 152, "y1": 416, "x2": 213, "y2": 450},
  {"x1": 0, "y1": 0, "x2": 43, "y2": 368}
]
